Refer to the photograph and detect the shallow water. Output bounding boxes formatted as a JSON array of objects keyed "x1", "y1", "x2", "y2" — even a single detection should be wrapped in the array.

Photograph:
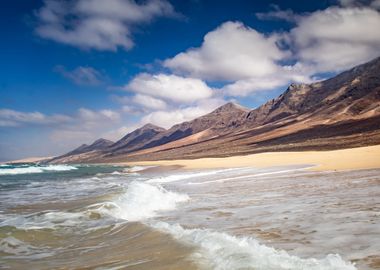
[{"x1": 0, "y1": 163, "x2": 379, "y2": 269}]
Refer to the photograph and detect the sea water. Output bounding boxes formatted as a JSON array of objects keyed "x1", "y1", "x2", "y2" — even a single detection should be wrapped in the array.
[{"x1": 0, "y1": 163, "x2": 379, "y2": 269}]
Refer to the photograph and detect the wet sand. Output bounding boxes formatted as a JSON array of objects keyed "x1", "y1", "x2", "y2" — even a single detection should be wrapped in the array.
[{"x1": 121, "y1": 144, "x2": 380, "y2": 171}]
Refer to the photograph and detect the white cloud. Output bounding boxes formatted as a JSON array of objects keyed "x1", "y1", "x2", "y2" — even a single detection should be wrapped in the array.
[
  {"x1": 164, "y1": 21, "x2": 288, "y2": 81},
  {"x1": 50, "y1": 108, "x2": 122, "y2": 150},
  {"x1": 290, "y1": 7, "x2": 380, "y2": 72},
  {"x1": 0, "y1": 109, "x2": 72, "y2": 127},
  {"x1": 0, "y1": 108, "x2": 120, "y2": 129},
  {"x1": 76, "y1": 108, "x2": 121, "y2": 129},
  {"x1": 55, "y1": 65, "x2": 104, "y2": 85},
  {"x1": 338, "y1": 0, "x2": 380, "y2": 9},
  {"x1": 161, "y1": 8, "x2": 380, "y2": 96},
  {"x1": 256, "y1": 5, "x2": 301, "y2": 22},
  {"x1": 35, "y1": 0, "x2": 177, "y2": 51},
  {"x1": 132, "y1": 94, "x2": 167, "y2": 110},
  {"x1": 121, "y1": 105, "x2": 146, "y2": 115},
  {"x1": 125, "y1": 73, "x2": 213, "y2": 103},
  {"x1": 221, "y1": 63, "x2": 315, "y2": 96},
  {"x1": 140, "y1": 98, "x2": 225, "y2": 128},
  {"x1": 372, "y1": 0, "x2": 380, "y2": 9}
]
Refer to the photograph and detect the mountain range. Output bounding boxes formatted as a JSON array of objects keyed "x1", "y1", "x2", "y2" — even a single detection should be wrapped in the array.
[{"x1": 50, "y1": 57, "x2": 380, "y2": 164}]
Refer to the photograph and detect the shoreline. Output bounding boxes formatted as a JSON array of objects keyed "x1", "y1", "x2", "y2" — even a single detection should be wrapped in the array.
[{"x1": 116, "y1": 144, "x2": 380, "y2": 172}]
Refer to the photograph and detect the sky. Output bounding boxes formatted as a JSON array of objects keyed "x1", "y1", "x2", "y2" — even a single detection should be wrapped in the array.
[{"x1": 1, "y1": 0, "x2": 380, "y2": 161}]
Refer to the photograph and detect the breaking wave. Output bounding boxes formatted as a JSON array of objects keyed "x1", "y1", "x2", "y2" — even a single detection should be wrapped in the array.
[
  {"x1": 0, "y1": 165, "x2": 77, "y2": 175},
  {"x1": 153, "y1": 222, "x2": 357, "y2": 270},
  {"x1": 147, "y1": 168, "x2": 243, "y2": 183},
  {"x1": 98, "y1": 181, "x2": 189, "y2": 221}
]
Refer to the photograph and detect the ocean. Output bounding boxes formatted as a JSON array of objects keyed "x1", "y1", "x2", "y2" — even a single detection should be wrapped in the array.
[{"x1": 0, "y1": 163, "x2": 379, "y2": 269}]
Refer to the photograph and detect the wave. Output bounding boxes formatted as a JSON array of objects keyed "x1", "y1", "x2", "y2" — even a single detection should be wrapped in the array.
[
  {"x1": 124, "y1": 165, "x2": 154, "y2": 173},
  {"x1": 1, "y1": 182, "x2": 188, "y2": 230},
  {"x1": 97, "y1": 182, "x2": 189, "y2": 221},
  {"x1": 0, "y1": 211, "x2": 91, "y2": 230},
  {"x1": 153, "y1": 222, "x2": 356, "y2": 270},
  {"x1": 187, "y1": 167, "x2": 314, "y2": 185},
  {"x1": 0, "y1": 165, "x2": 77, "y2": 175},
  {"x1": 0, "y1": 236, "x2": 53, "y2": 258},
  {"x1": 147, "y1": 168, "x2": 243, "y2": 183}
]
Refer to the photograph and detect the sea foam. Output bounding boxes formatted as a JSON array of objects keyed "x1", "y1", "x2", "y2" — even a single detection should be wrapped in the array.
[
  {"x1": 0, "y1": 165, "x2": 77, "y2": 175},
  {"x1": 98, "y1": 181, "x2": 189, "y2": 221},
  {"x1": 153, "y1": 222, "x2": 357, "y2": 270},
  {"x1": 147, "y1": 168, "x2": 243, "y2": 183}
]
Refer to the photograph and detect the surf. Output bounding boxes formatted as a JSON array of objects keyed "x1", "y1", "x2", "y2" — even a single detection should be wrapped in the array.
[{"x1": 0, "y1": 164, "x2": 77, "y2": 175}]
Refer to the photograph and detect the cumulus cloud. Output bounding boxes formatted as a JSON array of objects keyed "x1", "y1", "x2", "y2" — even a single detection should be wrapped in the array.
[
  {"x1": 159, "y1": 5, "x2": 380, "y2": 97},
  {"x1": 140, "y1": 98, "x2": 225, "y2": 128},
  {"x1": 125, "y1": 73, "x2": 213, "y2": 103},
  {"x1": 290, "y1": 6, "x2": 380, "y2": 72},
  {"x1": 164, "y1": 21, "x2": 288, "y2": 81},
  {"x1": 338, "y1": 0, "x2": 380, "y2": 9},
  {"x1": 132, "y1": 94, "x2": 167, "y2": 110},
  {"x1": 372, "y1": 0, "x2": 380, "y2": 9},
  {"x1": 220, "y1": 61, "x2": 315, "y2": 96},
  {"x1": 121, "y1": 105, "x2": 146, "y2": 115},
  {"x1": 35, "y1": 0, "x2": 178, "y2": 51},
  {"x1": 77, "y1": 108, "x2": 120, "y2": 126},
  {"x1": 55, "y1": 65, "x2": 104, "y2": 85},
  {"x1": 45, "y1": 108, "x2": 123, "y2": 151}
]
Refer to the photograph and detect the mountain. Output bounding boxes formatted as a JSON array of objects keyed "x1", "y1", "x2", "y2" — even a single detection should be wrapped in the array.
[
  {"x1": 49, "y1": 138, "x2": 114, "y2": 163},
  {"x1": 137, "y1": 102, "x2": 250, "y2": 150},
  {"x1": 51, "y1": 56, "x2": 380, "y2": 163},
  {"x1": 107, "y1": 124, "x2": 166, "y2": 155},
  {"x1": 49, "y1": 125, "x2": 165, "y2": 164},
  {"x1": 246, "y1": 56, "x2": 380, "y2": 126},
  {"x1": 64, "y1": 138, "x2": 114, "y2": 156}
]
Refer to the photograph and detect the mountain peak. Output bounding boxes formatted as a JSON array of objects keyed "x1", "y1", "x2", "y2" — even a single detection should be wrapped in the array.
[
  {"x1": 92, "y1": 138, "x2": 113, "y2": 144},
  {"x1": 140, "y1": 123, "x2": 165, "y2": 131},
  {"x1": 213, "y1": 102, "x2": 250, "y2": 113}
]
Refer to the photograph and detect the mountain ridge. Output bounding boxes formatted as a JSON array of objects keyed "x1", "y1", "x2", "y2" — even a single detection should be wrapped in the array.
[{"x1": 50, "y1": 56, "x2": 380, "y2": 164}]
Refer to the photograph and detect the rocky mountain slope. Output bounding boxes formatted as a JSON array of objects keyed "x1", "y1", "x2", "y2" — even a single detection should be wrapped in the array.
[
  {"x1": 49, "y1": 138, "x2": 113, "y2": 163},
  {"x1": 246, "y1": 56, "x2": 380, "y2": 126},
  {"x1": 51, "y1": 56, "x2": 380, "y2": 163},
  {"x1": 107, "y1": 124, "x2": 165, "y2": 155}
]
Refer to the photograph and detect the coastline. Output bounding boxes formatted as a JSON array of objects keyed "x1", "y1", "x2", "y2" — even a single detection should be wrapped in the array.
[
  {"x1": 5, "y1": 156, "x2": 54, "y2": 164},
  {"x1": 117, "y1": 144, "x2": 380, "y2": 171}
]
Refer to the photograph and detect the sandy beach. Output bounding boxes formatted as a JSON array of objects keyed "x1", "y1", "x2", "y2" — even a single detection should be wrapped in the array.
[
  {"x1": 6, "y1": 156, "x2": 54, "y2": 164},
  {"x1": 121, "y1": 144, "x2": 380, "y2": 171}
]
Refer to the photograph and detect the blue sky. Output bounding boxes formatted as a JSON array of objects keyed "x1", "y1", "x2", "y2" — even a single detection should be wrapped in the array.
[{"x1": 1, "y1": 0, "x2": 380, "y2": 161}]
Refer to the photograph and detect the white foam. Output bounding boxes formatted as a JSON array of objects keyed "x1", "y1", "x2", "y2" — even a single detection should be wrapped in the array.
[
  {"x1": 0, "y1": 165, "x2": 77, "y2": 175},
  {"x1": 39, "y1": 165, "x2": 77, "y2": 171},
  {"x1": 98, "y1": 182, "x2": 189, "y2": 221},
  {"x1": 0, "y1": 211, "x2": 86, "y2": 230},
  {"x1": 0, "y1": 236, "x2": 35, "y2": 255},
  {"x1": 188, "y1": 167, "x2": 314, "y2": 185},
  {"x1": 124, "y1": 166, "x2": 153, "y2": 173},
  {"x1": 0, "y1": 236, "x2": 53, "y2": 258},
  {"x1": 147, "y1": 168, "x2": 242, "y2": 183},
  {"x1": 153, "y1": 222, "x2": 357, "y2": 270}
]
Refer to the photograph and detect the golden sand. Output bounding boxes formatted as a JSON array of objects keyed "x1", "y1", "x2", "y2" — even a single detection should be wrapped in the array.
[{"x1": 121, "y1": 145, "x2": 380, "y2": 171}]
